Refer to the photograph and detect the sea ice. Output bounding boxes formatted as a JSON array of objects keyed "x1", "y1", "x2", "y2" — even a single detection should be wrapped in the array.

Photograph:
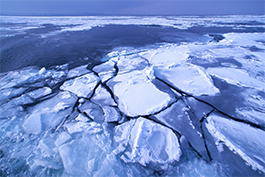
[
  {"x1": 203, "y1": 112, "x2": 265, "y2": 174},
  {"x1": 23, "y1": 91, "x2": 77, "y2": 133},
  {"x1": 182, "y1": 96, "x2": 213, "y2": 121},
  {"x1": 154, "y1": 64, "x2": 220, "y2": 96},
  {"x1": 26, "y1": 87, "x2": 52, "y2": 100},
  {"x1": 152, "y1": 100, "x2": 210, "y2": 160},
  {"x1": 107, "y1": 69, "x2": 175, "y2": 117},
  {"x1": 60, "y1": 73, "x2": 100, "y2": 98},
  {"x1": 117, "y1": 54, "x2": 149, "y2": 74},
  {"x1": 78, "y1": 101, "x2": 105, "y2": 122},
  {"x1": 207, "y1": 67, "x2": 265, "y2": 90},
  {"x1": 91, "y1": 84, "x2": 116, "y2": 106},
  {"x1": 140, "y1": 45, "x2": 189, "y2": 67},
  {"x1": 93, "y1": 58, "x2": 117, "y2": 82},
  {"x1": 66, "y1": 65, "x2": 90, "y2": 79},
  {"x1": 114, "y1": 117, "x2": 182, "y2": 170}
]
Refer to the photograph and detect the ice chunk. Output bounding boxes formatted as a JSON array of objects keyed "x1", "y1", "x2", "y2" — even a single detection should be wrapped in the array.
[
  {"x1": 91, "y1": 84, "x2": 116, "y2": 106},
  {"x1": 207, "y1": 67, "x2": 265, "y2": 90},
  {"x1": 154, "y1": 64, "x2": 220, "y2": 96},
  {"x1": 113, "y1": 119, "x2": 136, "y2": 154},
  {"x1": 8, "y1": 94, "x2": 34, "y2": 105},
  {"x1": 107, "y1": 70, "x2": 175, "y2": 117},
  {"x1": 64, "y1": 121, "x2": 87, "y2": 134},
  {"x1": 182, "y1": 96, "x2": 213, "y2": 121},
  {"x1": 60, "y1": 73, "x2": 100, "y2": 98},
  {"x1": 152, "y1": 100, "x2": 209, "y2": 160},
  {"x1": 59, "y1": 122, "x2": 112, "y2": 176},
  {"x1": 93, "y1": 59, "x2": 117, "y2": 82},
  {"x1": 204, "y1": 112, "x2": 265, "y2": 174},
  {"x1": 66, "y1": 65, "x2": 90, "y2": 79},
  {"x1": 23, "y1": 113, "x2": 42, "y2": 134},
  {"x1": 54, "y1": 132, "x2": 72, "y2": 147},
  {"x1": 75, "y1": 113, "x2": 90, "y2": 122},
  {"x1": 114, "y1": 117, "x2": 182, "y2": 170},
  {"x1": 25, "y1": 91, "x2": 77, "y2": 132},
  {"x1": 102, "y1": 106, "x2": 121, "y2": 122},
  {"x1": 78, "y1": 101, "x2": 105, "y2": 122},
  {"x1": 26, "y1": 87, "x2": 52, "y2": 99},
  {"x1": 0, "y1": 87, "x2": 27, "y2": 101},
  {"x1": 141, "y1": 45, "x2": 189, "y2": 67},
  {"x1": 117, "y1": 54, "x2": 149, "y2": 74}
]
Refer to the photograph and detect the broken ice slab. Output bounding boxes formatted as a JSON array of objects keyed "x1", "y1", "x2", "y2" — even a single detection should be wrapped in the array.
[
  {"x1": 198, "y1": 76, "x2": 265, "y2": 128},
  {"x1": 117, "y1": 54, "x2": 149, "y2": 74},
  {"x1": 203, "y1": 112, "x2": 265, "y2": 175},
  {"x1": 139, "y1": 45, "x2": 189, "y2": 67},
  {"x1": 151, "y1": 99, "x2": 210, "y2": 161},
  {"x1": 102, "y1": 106, "x2": 121, "y2": 123},
  {"x1": 93, "y1": 58, "x2": 117, "y2": 83},
  {"x1": 207, "y1": 67, "x2": 265, "y2": 90},
  {"x1": 182, "y1": 96, "x2": 213, "y2": 121},
  {"x1": 114, "y1": 117, "x2": 182, "y2": 170},
  {"x1": 154, "y1": 64, "x2": 220, "y2": 96},
  {"x1": 26, "y1": 87, "x2": 52, "y2": 100},
  {"x1": 60, "y1": 73, "x2": 100, "y2": 98},
  {"x1": 66, "y1": 65, "x2": 91, "y2": 79},
  {"x1": 59, "y1": 122, "x2": 112, "y2": 176},
  {"x1": 91, "y1": 84, "x2": 116, "y2": 106},
  {"x1": 0, "y1": 87, "x2": 27, "y2": 102},
  {"x1": 107, "y1": 69, "x2": 176, "y2": 117},
  {"x1": 78, "y1": 101, "x2": 105, "y2": 123},
  {"x1": 23, "y1": 91, "x2": 77, "y2": 134}
]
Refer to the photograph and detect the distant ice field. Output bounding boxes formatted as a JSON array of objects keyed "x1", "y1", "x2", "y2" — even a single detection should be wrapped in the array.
[{"x1": 0, "y1": 15, "x2": 265, "y2": 176}]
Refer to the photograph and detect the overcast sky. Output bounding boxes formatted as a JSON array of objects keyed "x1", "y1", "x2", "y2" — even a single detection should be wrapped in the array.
[{"x1": 0, "y1": 0, "x2": 264, "y2": 16}]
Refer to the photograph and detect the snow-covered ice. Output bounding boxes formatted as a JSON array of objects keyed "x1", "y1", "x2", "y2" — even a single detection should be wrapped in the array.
[
  {"x1": 152, "y1": 100, "x2": 210, "y2": 161},
  {"x1": 66, "y1": 65, "x2": 91, "y2": 79},
  {"x1": 204, "y1": 112, "x2": 265, "y2": 174},
  {"x1": 114, "y1": 117, "x2": 182, "y2": 170},
  {"x1": 60, "y1": 73, "x2": 100, "y2": 98},
  {"x1": 154, "y1": 64, "x2": 220, "y2": 96},
  {"x1": 107, "y1": 69, "x2": 176, "y2": 117}
]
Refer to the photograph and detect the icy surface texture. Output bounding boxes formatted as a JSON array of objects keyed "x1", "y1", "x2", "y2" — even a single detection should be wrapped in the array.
[
  {"x1": 1, "y1": 16, "x2": 265, "y2": 177},
  {"x1": 203, "y1": 112, "x2": 265, "y2": 175},
  {"x1": 60, "y1": 73, "x2": 100, "y2": 98},
  {"x1": 23, "y1": 91, "x2": 78, "y2": 134},
  {"x1": 66, "y1": 65, "x2": 91, "y2": 79},
  {"x1": 152, "y1": 100, "x2": 209, "y2": 161},
  {"x1": 114, "y1": 117, "x2": 182, "y2": 170},
  {"x1": 107, "y1": 69, "x2": 176, "y2": 117},
  {"x1": 154, "y1": 64, "x2": 220, "y2": 96}
]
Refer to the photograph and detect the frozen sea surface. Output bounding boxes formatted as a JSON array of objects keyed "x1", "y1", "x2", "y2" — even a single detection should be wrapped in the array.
[{"x1": 0, "y1": 15, "x2": 265, "y2": 176}]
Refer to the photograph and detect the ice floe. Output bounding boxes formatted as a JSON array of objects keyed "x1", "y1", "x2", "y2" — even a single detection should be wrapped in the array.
[
  {"x1": 23, "y1": 91, "x2": 77, "y2": 134},
  {"x1": 154, "y1": 64, "x2": 220, "y2": 96},
  {"x1": 152, "y1": 100, "x2": 209, "y2": 161},
  {"x1": 107, "y1": 69, "x2": 176, "y2": 117},
  {"x1": 66, "y1": 65, "x2": 90, "y2": 79},
  {"x1": 114, "y1": 117, "x2": 182, "y2": 170},
  {"x1": 60, "y1": 73, "x2": 100, "y2": 98},
  {"x1": 207, "y1": 67, "x2": 265, "y2": 90},
  {"x1": 203, "y1": 112, "x2": 265, "y2": 174}
]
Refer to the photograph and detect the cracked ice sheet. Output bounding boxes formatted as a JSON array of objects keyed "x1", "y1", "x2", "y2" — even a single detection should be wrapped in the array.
[
  {"x1": 23, "y1": 91, "x2": 77, "y2": 134},
  {"x1": 154, "y1": 64, "x2": 220, "y2": 96},
  {"x1": 107, "y1": 69, "x2": 175, "y2": 117},
  {"x1": 207, "y1": 67, "x2": 265, "y2": 91},
  {"x1": 139, "y1": 44, "x2": 189, "y2": 67},
  {"x1": 152, "y1": 99, "x2": 209, "y2": 161},
  {"x1": 60, "y1": 72, "x2": 100, "y2": 98},
  {"x1": 114, "y1": 117, "x2": 182, "y2": 170},
  {"x1": 205, "y1": 113, "x2": 265, "y2": 173}
]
